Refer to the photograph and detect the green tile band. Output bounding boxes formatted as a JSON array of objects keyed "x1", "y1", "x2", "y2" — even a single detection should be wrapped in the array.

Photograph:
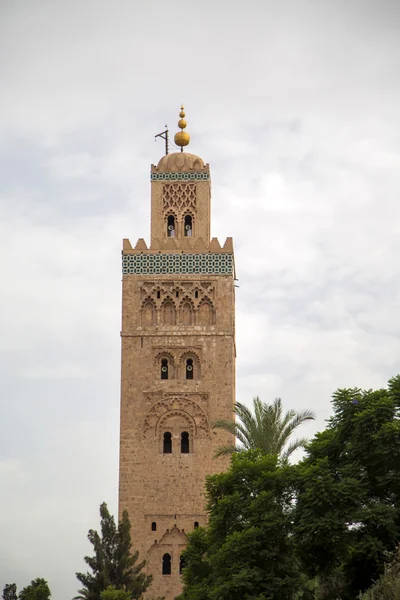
[
  {"x1": 123, "y1": 253, "x2": 233, "y2": 275},
  {"x1": 151, "y1": 172, "x2": 210, "y2": 181}
]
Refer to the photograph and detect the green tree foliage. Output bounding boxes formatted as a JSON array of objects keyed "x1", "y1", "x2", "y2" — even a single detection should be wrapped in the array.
[
  {"x1": 18, "y1": 579, "x2": 50, "y2": 600},
  {"x1": 100, "y1": 587, "x2": 132, "y2": 600},
  {"x1": 75, "y1": 502, "x2": 152, "y2": 600},
  {"x1": 2, "y1": 584, "x2": 17, "y2": 600},
  {"x1": 179, "y1": 451, "x2": 302, "y2": 600},
  {"x1": 358, "y1": 546, "x2": 400, "y2": 599},
  {"x1": 213, "y1": 396, "x2": 315, "y2": 460},
  {"x1": 294, "y1": 375, "x2": 400, "y2": 599}
]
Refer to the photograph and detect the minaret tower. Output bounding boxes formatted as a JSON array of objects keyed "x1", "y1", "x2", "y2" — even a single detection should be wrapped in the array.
[{"x1": 118, "y1": 107, "x2": 236, "y2": 599}]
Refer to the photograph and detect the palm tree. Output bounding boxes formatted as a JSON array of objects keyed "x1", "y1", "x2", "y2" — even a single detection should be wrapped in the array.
[{"x1": 213, "y1": 396, "x2": 315, "y2": 461}]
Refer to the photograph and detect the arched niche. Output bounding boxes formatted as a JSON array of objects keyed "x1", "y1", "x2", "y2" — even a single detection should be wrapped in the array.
[
  {"x1": 162, "y1": 300, "x2": 176, "y2": 325},
  {"x1": 180, "y1": 301, "x2": 193, "y2": 326},
  {"x1": 141, "y1": 300, "x2": 156, "y2": 326},
  {"x1": 198, "y1": 300, "x2": 214, "y2": 325}
]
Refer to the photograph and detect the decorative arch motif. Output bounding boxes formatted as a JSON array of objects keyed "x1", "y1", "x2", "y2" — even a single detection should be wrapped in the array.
[
  {"x1": 197, "y1": 297, "x2": 215, "y2": 325},
  {"x1": 179, "y1": 296, "x2": 194, "y2": 326},
  {"x1": 154, "y1": 351, "x2": 175, "y2": 380},
  {"x1": 141, "y1": 298, "x2": 156, "y2": 326},
  {"x1": 143, "y1": 396, "x2": 209, "y2": 439},
  {"x1": 179, "y1": 351, "x2": 201, "y2": 380},
  {"x1": 154, "y1": 350, "x2": 176, "y2": 366},
  {"x1": 161, "y1": 298, "x2": 176, "y2": 325},
  {"x1": 158, "y1": 410, "x2": 195, "y2": 438}
]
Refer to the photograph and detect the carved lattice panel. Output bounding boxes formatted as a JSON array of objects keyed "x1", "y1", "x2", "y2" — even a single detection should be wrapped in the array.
[{"x1": 162, "y1": 183, "x2": 197, "y2": 213}]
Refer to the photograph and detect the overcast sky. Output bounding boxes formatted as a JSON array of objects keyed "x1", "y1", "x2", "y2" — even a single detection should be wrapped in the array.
[{"x1": 1, "y1": 0, "x2": 400, "y2": 597}]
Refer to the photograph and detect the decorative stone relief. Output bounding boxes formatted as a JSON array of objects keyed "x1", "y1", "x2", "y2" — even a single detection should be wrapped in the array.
[
  {"x1": 162, "y1": 183, "x2": 197, "y2": 213},
  {"x1": 143, "y1": 394, "x2": 209, "y2": 439}
]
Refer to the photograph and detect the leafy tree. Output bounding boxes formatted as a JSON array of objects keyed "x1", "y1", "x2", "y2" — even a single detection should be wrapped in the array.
[
  {"x1": 18, "y1": 579, "x2": 50, "y2": 600},
  {"x1": 358, "y1": 545, "x2": 400, "y2": 599},
  {"x1": 100, "y1": 587, "x2": 131, "y2": 600},
  {"x1": 179, "y1": 451, "x2": 302, "y2": 600},
  {"x1": 75, "y1": 502, "x2": 152, "y2": 600},
  {"x1": 2, "y1": 584, "x2": 17, "y2": 600},
  {"x1": 294, "y1": 375, "x2": 400, "y2": 599},
  {"x1": 213, "y1": 396, "x2": 315, "y2": 460}
]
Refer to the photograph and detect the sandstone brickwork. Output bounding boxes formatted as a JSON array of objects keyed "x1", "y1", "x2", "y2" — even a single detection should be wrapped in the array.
[{"x1": 118, "y1": 150, "x2": 235, "y2": 599}]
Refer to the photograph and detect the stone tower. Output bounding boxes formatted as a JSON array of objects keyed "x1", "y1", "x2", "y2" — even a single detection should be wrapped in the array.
[{"x1": 118, "y1": 108, "x2": 236, "y2": 599}]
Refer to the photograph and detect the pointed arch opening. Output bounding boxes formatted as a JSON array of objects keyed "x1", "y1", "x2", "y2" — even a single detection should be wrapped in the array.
[
  {"x1": 161, "y1": 358, "x2": 169, "y2": 380},
  {"x1": 163, "y1": 432, "x2": 172, "y2": 454},
  {"x1": 162, "y1": 553, "x2": 171, "y2": 575},
  {"x1": 181, "y1": 431, "x2": 190, "y2": 454},
  {"x1": 184, "y1": 215, "x2": 193, "y2": 237},
  {"x1": 180, "y1": 352, "x2": 200, "y2": 380},
  {"x1": 167, "y1": 215, "x2": 175, "y2": 237},
  {"x1": 186, "y1": 358, "x2": 194, "y2": 380}
]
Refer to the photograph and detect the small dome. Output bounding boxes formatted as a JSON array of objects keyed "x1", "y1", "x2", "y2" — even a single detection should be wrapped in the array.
[{"x1": 156, "y1": 152, "x2": 205, "y2": 172}]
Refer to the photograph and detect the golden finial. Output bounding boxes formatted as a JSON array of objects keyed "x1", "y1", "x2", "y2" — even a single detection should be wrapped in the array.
[{"x1": 174, "y1": 104, "x2": 190, "y2": 152}]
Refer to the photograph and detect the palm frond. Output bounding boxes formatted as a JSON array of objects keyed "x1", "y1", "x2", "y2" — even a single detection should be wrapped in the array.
[
  {"x1": 281, "y1": 437, "x2": 310, "y2": 460},
  {"x1": 212, "y1": 419, "x2": 236, "y2": 434},
  {"x1": 213, "y1": 444, "x2": 237, "y2": 458}
]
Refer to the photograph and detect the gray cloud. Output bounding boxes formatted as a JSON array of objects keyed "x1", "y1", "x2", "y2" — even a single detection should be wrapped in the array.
[{"x1": 1, "y1": 0, "x2": 400, "y2": 597}]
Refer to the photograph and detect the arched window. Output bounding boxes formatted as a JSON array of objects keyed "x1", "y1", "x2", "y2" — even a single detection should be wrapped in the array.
[
  {"x1": 167, "y1": 215, "x2": 175, "y2": 237},
  {"x1": 163, "y1": 432, "x2": 172, "y2": 454},
  {"x1": 186, "y1": 358, "x2": 194, "y2": 380},
  {"x1": 184, "y1": 215, "x2": 192, "y2": 237},
  {"x1": 181, "y1": 431, "x2": 189, "y2": 454},
  {"x1": 161, "y1": 358, "x2": 168, "y2": 380},
  {"x1": 180, "y1": 555, "x2": 185, "y2": 574},
  {"x1": 162, "y1": 553, "x2": 171, "y2": 575},
  {"x1": 151, "y1": 521, "x2": 157, "y2": 531},
  {"x1": 194, "y1": 521, "x2": 199, "y2": 529}
]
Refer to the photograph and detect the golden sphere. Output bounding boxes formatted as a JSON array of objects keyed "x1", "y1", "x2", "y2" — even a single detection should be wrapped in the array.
[
  {"x1": 179, "y1": 110, "x2": 185, "y2": 118},
  {"x1": 178, "y1": 118, "x2": 187, "y2": 129},
  {"x1": 174, "y1": 131, "x2": 190, "y2": 147}
]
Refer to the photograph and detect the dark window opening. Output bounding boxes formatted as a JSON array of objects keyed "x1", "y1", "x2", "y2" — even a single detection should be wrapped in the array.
[
  {"x1": 161, "y1": 358, "x2": 168, "y2": 380},
  {"x1": 181, "y1": 431, "x2": 190, "y2": 454},
  {"x1": 157, "y1": 290, "x2": 160, "y2": 299},
  {"x1": 151, "y1": 521, "x2": 157, "y2": 531},
  {"x1": 162, "y1": 553, "x2": 171, "y2": 575},
  {"x1": 176, "y1": 290, "x2": 179, "y2": 298},
  {"x1": 163, "y1": 432, "x2": 172, "y2": 454},
  {"x1": 167, "y1": 215, "x2": 175, "y2": 237},
  {"x1": 194, "y1": 521, "x2": 199, "y2": 529},
  {"x1": 180, "y1": 555, "x2": 185, "y2": 574},
  {"x1": 186, "y1": 358, "x2": 194, "y2": 380},
  {"x1": 184, "y1": 215, "x2": 193, "y2": 237},
  {"x1": 195, "y1": 290, "x2": 198, "y2": 298}
]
